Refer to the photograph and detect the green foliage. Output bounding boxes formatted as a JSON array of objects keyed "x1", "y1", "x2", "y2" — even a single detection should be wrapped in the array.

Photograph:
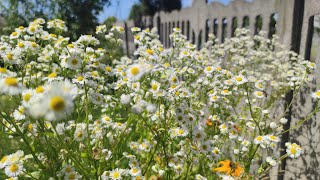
[
  {"x1": 129, "y1": 0, "x2": 181, "y2": 26},
  {"x1": 140, "y1": 0, "x2": 181, "y2": 16}
]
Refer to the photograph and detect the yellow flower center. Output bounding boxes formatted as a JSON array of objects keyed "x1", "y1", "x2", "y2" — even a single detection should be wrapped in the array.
[
  {"x1": 105, "y1": 66, "x2": 112, "y2": 72},
  {"x1": 104, "y1": 116, "x2": 110, "y2": 122},
  {"x1": 178, "y1": 129, "x2": 184, "y2": 135},
  {"x1": 68, "y1": 173, "x2": 76, "y2": 179},
  {"x1": 132, "y1": 168, "x2": 139, "y2": 173},
  {"x1": 65, "y1": 167, "x2": 72, "y2": 173},
  {"x1": 172, "y1": 77, "x2": 177, "y2": 83},
  {"x1": 48, "y1": 72, "x2": 57, "y2": 78},
  {"x1": 29, "y1": 26, "x2": 36, "y2": 32},
  {"x1": 67, "y1": 44, "x2": 74, "y2": 48},
  {"x1": 269, "y1": 135, "x2": 277, "y2": 140},
  {"x1": 130, "y1": 67, "x2": 140, "y2": 76},
  {"x1": 9, "y1": 164, "x2": 19, "y2": 173},
  {"x1": 77, "y1": 132, "x2": 83, "y2": 138},
  {"x1": 134, "y1": 35, "x2": 140, "y2": 40},
  {"x1": 141, "y1": 143, "x2": 147, "y2": 148},
  {"x1": 236, "y1": 77, "x2": 243, "y2": 82},
  {"x1": 6, "y1": 53, "x2": 13, "y2": 60},
  {"x1": 151, "y1": 83, "x2": 158, "y2": 91},
  {"x1": 0, "y1": 68, "x2": 7, "y2": 73},
  {"x1": 23, "y1": 93, "x2": 31, "y2": 102},
  {"x1": 31, "y1": 42, "x2": 37, "y2": 48},
  {"x1": 256, "y1": 136, "x2": 263, "y2": 141},
  {"x1": 18, "y1": 42, "x2": 25, "y2": 48},
  {"x1": 290, "y1": 147, "x2": 297, "y2": 155},
  {"x1": 77, "y1": 76, "x2": 84, "y2": 81},
  {"x1": 11, "y1": 32, "x2": 18, "y2": 36},
  {"x1": 18, "y1": 107, "x2": 25, "y2": 114},
  {"x1": 113, "y1": 172, "x2": 120, "y2": 178},
  {"x1": 71, "y1": 59, "x2": 78, "y2": 65},
  {"x1": 49, "y1": 96, "x2": 65, "y2": 111},
  {"x1": 27, "y1": 124, "x2": 33, "y2": 132},
  {"x1": 4, "y1": 77, "x2": 18, "y2": 86},
  {"x1": 146, "y1": 49, "x2": 154, "y2": 55},
  {"x1": 256, "y1": 91, "x2": 263, "y2": 96},
  {"x1": 163, "y1": 62, "x2": 170, "y2": 67},
  {"x1": 316, "y1": 91, "x2": 320, "y2": 97},
  {"x1": 91, "y1": 71, "x2": 98, "y2": 77},
  {"x1": 195, "y1": 133, "x2": 202, "y2": 138},
  {"x1": 0, "y1": 156, "x2": 7, "y2": 163},
  {"x1": 36, "y1": 86, "x2": 44, "y2": 93}
]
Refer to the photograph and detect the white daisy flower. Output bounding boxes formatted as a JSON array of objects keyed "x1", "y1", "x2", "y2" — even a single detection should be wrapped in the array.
[
  {"x1": 66, "y1": 54, "x2": 82, "y2": 70},
  {"x1": 9, "y1": 31, "x2": 20, "y2": 39},
  {"x1": 311, "y1": 90, "x2": 320, "y2": 100},
  {"x1": 129, "y1": 82, "x2": 140, "y2": 91},
  {"x1": 90, "y1": 92, "x2": 104, "y2": 105},
  {"x1": 255, "y1": 81, "x2": 265, "y2": 90},
  {"x1": 169, "y1": 74, "x2": 179, "y2": 84},
  {"x1": 139, "y1": 140, "x2": 151, "y2": 152},
  {"x1": 129, "y1": 167, "x2": 141, "y2": 176},
  {"x1": 64, "y1": 171, "x2": 82, "y2": 180},
  {"x1": 211, "y1": 147, "x2": 220, "y2": 157},
  {"x1": 120, "y1": 94, "x2": 131, "y2": 105},
  {"x1": 5, "y1": 163, "x2": 23, "y2": 177},
  {"x1": 285, "y1": 142, "x2": 303, "y2": 158},
  {"x1": 126, "y1": 64, "x2": 146, "y2": 81},
  {"x1": 234, "y1": 75, "x2": 247, "y2": 85},
  {"x1": 12, "y1": 106, "x2": 26, "y2": 121},
  {"x1": 109, "y1": 168, "x2": 125, "y2": 180},
  {"x1": 254, "y1": 91, "x2": 265, "y2": 98},
  {"x1": 131, "y1": 27, "x2": 141, "y2": 32},
  {"x1": 150, "y1": 80, "x2": 160, "y2": 93},
  {"x1": 74, "y1": 123, "x2": 87, "y2": 141},
  {"x1": 72, "y1": 74, "x2": 87, "y2": 85},
  {"x1": 268, "y1": 135, "x2": 280, "y2": 142},
  {"x1": 0, "y1": 77, "x2": 24, "y2": 95},
  {"x1": 1, "y1": 49, "x2": 22, "y2": 64},
  {"x1": 0, "y1": 156, "x2": 8, "y2": 168},
  {"x1": 219, "y1": 124, "x2": 228, "y2": 134},
  {"x1": 279, "y1": 118, "x2": 288, "y2": 124},
  {"x1": 0, "y1": 67, "x2": 16, "y2": 78},
  {"x1": 29, "y1": 81, "x2": 77, "y2": 121},
  {"x1": 266, "y1": 156, "x2": 277, "y2": 166},
  {"x1": 254, "y1": 136, "x2": 265, "y2": 145},
  {"x1": 221, "y1": 88, "x2": 231, "y2": 96}
]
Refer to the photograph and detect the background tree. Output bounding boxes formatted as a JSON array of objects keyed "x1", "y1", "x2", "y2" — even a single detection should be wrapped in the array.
[
  {"x1": 128, "y1": 3, "x2": 146, "y2": 27},
  {"x1": 129, "y1": 0, "x2": 181, "y2": 26},
  {"x1": 140, "y1": 0, "x2": 181, "y2": 16}
]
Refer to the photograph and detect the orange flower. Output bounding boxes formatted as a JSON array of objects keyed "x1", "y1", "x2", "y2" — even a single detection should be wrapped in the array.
[{"x1": 213, "y1": 160, "x2": 244, "y2": 177}]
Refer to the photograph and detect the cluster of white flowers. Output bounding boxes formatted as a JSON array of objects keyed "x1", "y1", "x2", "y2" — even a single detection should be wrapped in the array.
[
  {"x1": 0, "y1": 18, "x2": 318, "y2": 179},
  {"x1": 0, "y1": 151, "x2": 25, "y2": 178}
]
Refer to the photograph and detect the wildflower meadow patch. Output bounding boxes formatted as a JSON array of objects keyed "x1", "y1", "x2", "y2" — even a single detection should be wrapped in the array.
[{"x1": 0, "y1": 19, "x2": 319, "y2": 179}]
